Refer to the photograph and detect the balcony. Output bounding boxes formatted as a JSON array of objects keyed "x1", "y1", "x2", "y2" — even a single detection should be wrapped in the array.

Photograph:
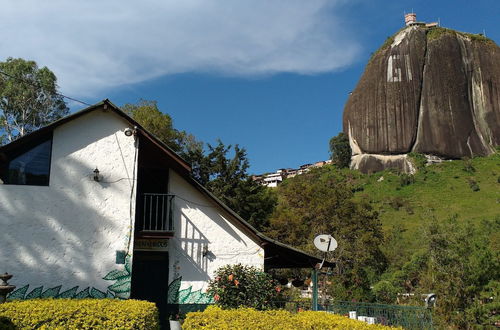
[{"x1": 136, "y1": 193, "x2": 175, "y2": 238}]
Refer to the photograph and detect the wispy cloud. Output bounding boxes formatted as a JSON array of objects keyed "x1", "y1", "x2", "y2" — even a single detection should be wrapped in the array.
[{"x1": 0, "y1": 1, "x2": 361, "y2": 96}]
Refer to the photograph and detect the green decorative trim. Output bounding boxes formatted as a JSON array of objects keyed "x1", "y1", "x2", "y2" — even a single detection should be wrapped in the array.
[
  {"x1": 8, "y1": 285, "x2": 29, "y2": 300},
  {"x1": 75, "y1": 287, "x2": 91, "y2": 299},
  {"x1": 103, "y1": 255, "x2": 132, "y2": 299},
  {"x1": 25, "y1": 286, "x2": 43, "y2": 299},
  {"x1": 42, "y1": 285, "x2": 61, "y2": 298},
  {"x1": 57, "y1": 286, "x2": 79, "y2": 298},
  {"x1": 7, "y1": 285, "x2": 114, "y2": 300},
  {"x1": 6, "y1": 254, "x2": 132, "y2": 301},
  {"x1": 167, "y1": 277, "x2": 182, "y2": 304},
  {"x1": 90, "y1": 288, "x2": 107, "y2": 299},
  {"x1": 6, "y1": 256, "x2": 211, "y2": 304},
  {"x1": 167, "y1": 277, "x2": 214, "y2": 304}
]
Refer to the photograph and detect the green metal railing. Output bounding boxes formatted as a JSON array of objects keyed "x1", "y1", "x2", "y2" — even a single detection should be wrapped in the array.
[
  {"x1": 326, "y1": 301, "x2": 432, "y2": 329},
  {"x1": 276, "y1": 300, "x2": 433, "y2": 329}
]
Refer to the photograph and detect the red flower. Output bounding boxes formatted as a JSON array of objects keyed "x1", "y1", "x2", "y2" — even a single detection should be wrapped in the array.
[
  {"x1": 214, "y1": 294, "x2": 220, "y2": 301},
  {"x1": 275, "y1": 286, "x2": 281, "y2": 293},
  {"x1": 228, "y1": 274, "x2": 234, "y2": 281},
  {"x1": 234, "y1": 280, "x2": 239, "y2": 287}
]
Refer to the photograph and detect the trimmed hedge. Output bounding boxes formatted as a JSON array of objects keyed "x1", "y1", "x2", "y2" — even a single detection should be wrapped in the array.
[
  {"x1": 183, "y1": 306, "x2": 401, "y2": 329},
  {"x1": 0, "y1": 298, "x2": 159, "y2": 329}
]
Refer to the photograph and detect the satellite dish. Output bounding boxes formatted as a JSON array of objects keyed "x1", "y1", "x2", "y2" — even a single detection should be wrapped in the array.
[{"x1": 314, "y1": 234, "x2": 337, "y2": 252}]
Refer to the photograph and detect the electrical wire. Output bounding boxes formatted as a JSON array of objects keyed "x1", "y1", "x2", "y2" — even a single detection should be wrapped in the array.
[
  {"x1": 0, "y1": 69, "x2": 91, "y2": 106},
  {"x1": 84, "y1": 170, "x2": 136, "y2": 184},
  {"x1": 99, "y1": 177, "x2": 136, "y2": 184},
  {"x1": 126, "y1": 137, "x2": 139, "y2": 255}
]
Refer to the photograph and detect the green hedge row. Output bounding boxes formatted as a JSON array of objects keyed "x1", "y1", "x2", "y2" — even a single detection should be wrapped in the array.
[
  {"x1": 0, "y1": 298, "x2": 159, "y2": 329},
  {"x1": 183, "y1": 306, "x2": 401, "y2": 329}
]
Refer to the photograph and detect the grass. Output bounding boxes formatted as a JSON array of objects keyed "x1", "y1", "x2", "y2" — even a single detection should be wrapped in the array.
[
  {"x1": 350, "y1": 153, "x2": 500, "y2": 253},
  {"x1": 426, "y1": 26, "x2": 495, "y2": 45},
  {"x1": 426, "y1": 27, "x2": 456, "y2": 41}
]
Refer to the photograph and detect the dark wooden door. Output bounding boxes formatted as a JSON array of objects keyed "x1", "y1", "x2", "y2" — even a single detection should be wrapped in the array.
[
  {"x1": 131, "y1": 252, "x2": 169, "y2": 326},
  {"x1": 136, "y1": 168, "x2": 169, "y2": 232}
]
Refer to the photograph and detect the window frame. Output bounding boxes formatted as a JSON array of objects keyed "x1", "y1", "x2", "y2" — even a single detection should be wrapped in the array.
[{"x1": 0, "y1": 132, "x2": 53, "y2": 187}]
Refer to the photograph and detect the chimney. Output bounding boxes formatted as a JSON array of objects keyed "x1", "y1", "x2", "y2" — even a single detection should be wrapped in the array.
[{"x1": 405, "y1": 13, "x2": 417, "y2": 26}]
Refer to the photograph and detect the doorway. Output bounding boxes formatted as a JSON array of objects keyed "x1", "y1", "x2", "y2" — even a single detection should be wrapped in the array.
[{"x1": 131, "y1": 251, "x2": 169, "y2": 325}]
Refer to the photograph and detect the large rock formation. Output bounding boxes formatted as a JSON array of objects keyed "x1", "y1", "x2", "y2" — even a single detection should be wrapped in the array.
[{"x1": 343, "y1": 26, "x2": 500, "y2": 173}]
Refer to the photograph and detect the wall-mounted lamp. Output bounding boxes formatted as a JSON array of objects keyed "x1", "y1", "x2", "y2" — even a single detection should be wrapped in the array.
[
  {"x1": 124, "y1": 126, "x2": 138, "y2": 137},
  {"x1": 93, "y1": 168, "x2": 101, "y2": 182},
  {"x1": 202, "y1": 245, "x2": 210, "y2": 257}
]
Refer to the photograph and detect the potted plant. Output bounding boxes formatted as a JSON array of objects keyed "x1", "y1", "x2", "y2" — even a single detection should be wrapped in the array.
[{"x1": 169, "y1": 314, "x2": 182, "y2": 330}]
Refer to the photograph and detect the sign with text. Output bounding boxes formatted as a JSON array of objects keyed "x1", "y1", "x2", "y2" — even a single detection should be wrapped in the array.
[{"x1": 134, "y1": 239, "x2": 169, "y2": 251}]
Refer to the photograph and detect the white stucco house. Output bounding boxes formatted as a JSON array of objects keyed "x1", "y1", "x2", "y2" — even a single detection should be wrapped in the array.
[{"x1": 0, "y1": 100, "x2": 326, "y2": 318}]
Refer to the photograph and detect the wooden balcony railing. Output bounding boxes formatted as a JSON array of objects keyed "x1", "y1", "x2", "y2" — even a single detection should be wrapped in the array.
[{"x1": 139, "y1": 193, "x2": 175, "y2": 234}]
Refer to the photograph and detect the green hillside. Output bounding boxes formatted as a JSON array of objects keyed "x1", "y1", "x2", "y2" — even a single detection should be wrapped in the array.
[
  {"x1": 266, "y1": 152, "x2": 499, "y2": 327},
  {"x1": 268, "y1": 151, "x2": 499, "y2": 256},
  {"x1": 352, "y1": 153, "x2": 500, "y2": 251}
]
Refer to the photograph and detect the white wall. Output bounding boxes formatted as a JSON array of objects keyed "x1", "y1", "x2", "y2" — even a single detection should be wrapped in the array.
[
  {"x1": 0, "y1": 110, "x2": 137, "y2": 297},
  {"x1": 0, "y1": 108, "x2": 265, "y2": 302},
  {"x1": 168, "y1": 170, "x2": 264, "y2": 297}
]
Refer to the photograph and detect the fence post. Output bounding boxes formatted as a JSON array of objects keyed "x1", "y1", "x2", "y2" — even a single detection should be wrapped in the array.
[{"x1": 311, "y1": 268, "x2": 318, "y2": 311}]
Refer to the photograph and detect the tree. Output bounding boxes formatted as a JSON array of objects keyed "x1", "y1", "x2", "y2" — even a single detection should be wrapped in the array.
[
  {"x1": 373, "y1": 217, "x2": 499, "y2": 328},
  {"x1": 419, "y1": 218, "x2": 499, "y2": 328},
  {"x1": 122, "y1": 99, "x2": 202, "y2": 156},
  {"x1": 203, "y1": 140, "x2": 276, "y2": 230},
  {"x1": 329, "y1": 132, "x2": 351, "y2": 169},
  {"x1": 266, "y1": 166, "x2": 386, "y2": 301},
  {"x1": 124, "y1": 100, "x2": 276, "y2": 230},
  {"x1": 0, "y1": 58, "x2": 69, "y2": 144}
]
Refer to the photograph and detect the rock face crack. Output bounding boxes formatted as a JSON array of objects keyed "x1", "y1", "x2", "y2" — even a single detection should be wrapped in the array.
[{"x1": 410, "y1": 30, "x2": 428, "y2": 152}]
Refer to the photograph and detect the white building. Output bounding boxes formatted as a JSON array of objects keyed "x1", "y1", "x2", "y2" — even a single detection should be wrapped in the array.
[
  {"x1": 255, "y1": 160, "x2": 333, "y2": 188},
  {"x1": 262, "y1": 172, "x2": 283, "y2": 187},
  {"x1": 0, "y1": 100, "x2": 325, "y2": 318}
]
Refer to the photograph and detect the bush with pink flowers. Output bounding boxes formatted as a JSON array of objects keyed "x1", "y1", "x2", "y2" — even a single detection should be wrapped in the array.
[{"x1": 207, "y1": 264, "x2": 281, "y2": 310}]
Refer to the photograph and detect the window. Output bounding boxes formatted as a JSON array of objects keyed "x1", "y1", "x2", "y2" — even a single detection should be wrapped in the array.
[{"x1": 3, "y1": 137, "x2": 52, "y2": 186}]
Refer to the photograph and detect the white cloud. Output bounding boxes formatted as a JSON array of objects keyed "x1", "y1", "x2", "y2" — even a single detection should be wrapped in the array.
[{"x1": 0, "y1": 1, "x2": 361, "y2": 96}]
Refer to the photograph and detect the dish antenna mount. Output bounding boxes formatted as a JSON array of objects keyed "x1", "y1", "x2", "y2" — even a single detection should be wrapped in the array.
[
  {"x1": 314, "y1": 234, "x2": 337, "y2": 252},
  {"x1": 313, "y1": 234, "x2": 337, "y2": 269}
]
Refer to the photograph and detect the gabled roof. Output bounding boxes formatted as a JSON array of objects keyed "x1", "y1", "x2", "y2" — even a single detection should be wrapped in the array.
[
  {"x1": 0, "y1": 99, "x2": 191, "y2": 174},
  {"x1": 0, "y1": 100, "x2": 333, "y2": 270}
]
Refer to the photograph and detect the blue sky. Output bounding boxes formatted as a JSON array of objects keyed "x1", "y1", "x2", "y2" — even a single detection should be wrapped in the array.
[{"x1": 1, "y1": 1, "x2": 499, "y2": 174}]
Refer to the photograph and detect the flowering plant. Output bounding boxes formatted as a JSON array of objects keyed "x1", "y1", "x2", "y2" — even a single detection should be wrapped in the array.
[{"x1": 207, "y1": 264, "x2": 282, "y2": 310}]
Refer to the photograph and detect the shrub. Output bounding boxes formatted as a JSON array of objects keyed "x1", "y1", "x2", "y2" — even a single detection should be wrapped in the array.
[
  {"x1": 468, "y1": 178, "x2": 480, "y2": 191},
  {"x1": 183, "y1": 306, "x2": 400, "y2": 329},
  {"x1": 408, "y1": 152, "x2": 427, "y2": 172},
  {"x1": 207, "y1": 264, "x2": 281, "y2": 310},
  {"x1": 386, "y1": 197, "x2": 409, "y2": 211},
  {"x1": 0, "y1": 298, "x2": 159, "y2": 329},
  {"x1": 462, "y1": 157, "x2": 475, "y2": 173},
  {"x1": 399, "y1": 174, "x2": 415, "y2": 187},
  {"x1": 329, "y1": 132, "x2": 352, "y2": 169}
]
